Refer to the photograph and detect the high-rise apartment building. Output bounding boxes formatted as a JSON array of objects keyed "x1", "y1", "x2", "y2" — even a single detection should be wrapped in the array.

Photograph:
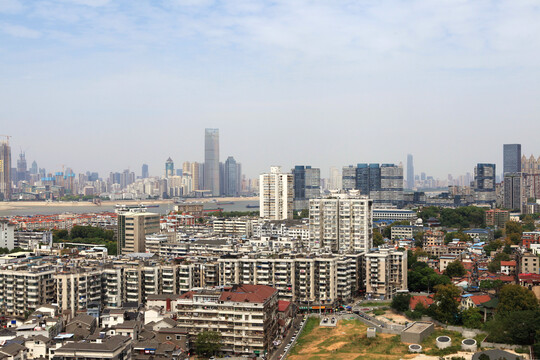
[
  {"x1": 406, "y1": 154, "x2": 414, "y2": 189},
  {"x1": 365, "y1": 247, "x2": 407, "y2": 300},
  {"x1": 309, "y1": 190, "x2": 373, "y2": 253},
  {"x1": 0, "y1": 138, "x2": 11, "y2": 200},
  {"x1": 522, "y1": 154, "x2": 540, "y2": 174},
  {"x1": 329, "y1": 167, "x2": 342, "y2": 190},
  {"x1": 473, "y1": 163, "x2": 496, "y2": 206},
  {"x1": 259, "y1": 166, "x2": 293, "y2": 220},
  {"x1": 141, "y1": 164, "x2": 149, "y2": 178},
  {"x1": 204, "y1": 128, "x2": 220, "y2": 196},
  {"x1": 292, "y1": 165, "x2": 321, "y2": 210},
  {"x1": 16, "y1": 152, "x2": 27, "y2": 182},
  {"x1": 504, "y1": 172, "x2": 523, "y2": 211},
  {"x1": 504, "y1": 144, "x2": 521, "y2": 174},
  {"x1": 223, "y1": 156, "x2": 239, "y2": 196},
  {"x1": 165, "y1": 157, "x2": 174, "y2": 178},
  {"x1": 116, "y1": 207, "x2": 160, "y2": 255}
]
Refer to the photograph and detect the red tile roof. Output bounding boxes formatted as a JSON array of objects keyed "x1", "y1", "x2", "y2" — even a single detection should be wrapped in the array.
[
  {"x1": 278, "y1": 300, "x2": 291, "y2": 312},
  {"x1": 220, "y1": 284, "x2": 277, "y2": 303},
  {"x1": 468, "y1": 294, "x2": 492, "y2": 305},
  {"x1": 500, "y1": 261, "x2": 516, "y2": 267},
  {"x1": 410, "y1": 295, "x2": 434, "y2": 310}
]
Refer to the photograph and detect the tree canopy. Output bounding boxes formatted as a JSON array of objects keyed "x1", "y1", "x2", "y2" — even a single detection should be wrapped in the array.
[
  {"x1": 444, "y1": 260, "x2": 467, "y2": 278},
  {"x1": 417, "y1": 206, "x2": 486, "y2": 228},
  {"x1": 195, "y1": 331, "x2": 222, "y2": 356},
  {"x1": 496, "y1": 284, "x2": 539, "y2": 316},
  {"x1": 408, "y1": 261, "x2": 450, "y2": 292},
  {"x1": 487, "y1": 252, "x2": 510, "y2": 273},
  {"x1": 504, "y1": 221, "x2": 523, "y2": 245},
  {"x1": 391, "y1": 293, "x2": 411, "y2": 313},
  {"x1": 431, "y1": 284, "x2": 461, "y2": 324}
]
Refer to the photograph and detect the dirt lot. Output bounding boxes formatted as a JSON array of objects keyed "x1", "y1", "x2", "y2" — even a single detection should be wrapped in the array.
[{"x1": 287, "y1": 319, "x2": 417, "y2": 360}]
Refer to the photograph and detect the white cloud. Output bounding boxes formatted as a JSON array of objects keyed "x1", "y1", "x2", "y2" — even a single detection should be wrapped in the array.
[{"x1": 1, "y1": 23, "x2": 41, "y2": 38}]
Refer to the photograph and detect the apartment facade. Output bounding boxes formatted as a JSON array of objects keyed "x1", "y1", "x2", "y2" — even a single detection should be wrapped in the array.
[
  {"x1": 365, "y1": 247, "x2": 407, "y2": 300},
  {"x1": 117, "y1": 211, "x2": 160, "y2": 254},
  {"x1": 176, "y1": 285, "x2": 279, "y2": 356},
  {"x1": 309, "y1": 190, "x2": 373, "y2": 253}
]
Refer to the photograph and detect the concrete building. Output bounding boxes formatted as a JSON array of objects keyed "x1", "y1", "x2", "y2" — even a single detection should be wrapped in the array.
[
  {"x1": 485, "y1": 209, "x2": 510, "y2": 228},
  {"x1": 0, "y1": 220, "x2": 15, "y2": 250},
  {"x1": 365, "y1": 247, "x2": 407, "y2": 300},
  {"x1": 223, "y1": 156, "x2": 240, "y2": 196},
  {"x1": 473, "y1": 163, "x2": 496, "y2": 206},
  {"x1": 51, "y1": 335, "x2": 132, "y2": 360},
  {"x1": 117, "y1": 209, "x2": 160, "y2": 255},
  {"x1": 176, "y1": 284, "x2": 279, "y2": 356},
  {"x1": 55, "y1": 268, "x2": 103, "y2": 317},
  {"x1": 407, "y1": 154, "x2": 414, "y2": 189},
  {"x1": 519, "y1": 252, "x2": 539, "y2": 274},
  {"x1": 259, "y1": 166, "x2": 293, "y2": 220},
  {"x1": 0, "y1": 263, "x2": 55, "y2": 316},
  {"x1": 204, "y1": 128, "x2": 220, "y2": 196},
  {"x1": 309, "y1": 190, "x2": 373, "y2": 253},
  {"x1": 0, "y1": 138, "x2": 11, "y2": 201},
  {"x1": 504, "y1": 172, "x2": 523, "y2": 211}
]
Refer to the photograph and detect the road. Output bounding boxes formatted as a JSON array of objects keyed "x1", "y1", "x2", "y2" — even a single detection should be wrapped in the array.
[{"x1": 268, "y1": 314, "x2": 303, "y2": 360}]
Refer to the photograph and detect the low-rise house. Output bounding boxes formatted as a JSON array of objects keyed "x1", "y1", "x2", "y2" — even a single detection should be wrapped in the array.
[
  {"x1": 65, "y1": 314, "x2": 97, "y2": 340},
  {"x1": 0, "y1": 343, "x2": 27, "y2": 360},
  {"x1": 51, "y1": 335, "x2": 132, "y2": 360},
  {"x1": 500, "y1": 260, "x2": 517, "y2": 276},
  {"x1": 460, "y1": 294, "x2": 492, "y2": 310},
  {"x1": 24, "y1": 335, "x2": 49, "y2": 359}
]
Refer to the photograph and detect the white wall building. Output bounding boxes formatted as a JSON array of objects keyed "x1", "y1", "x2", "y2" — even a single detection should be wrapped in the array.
[{"x1": 259, "y1": 166, "x2": 293, "y2": 220}]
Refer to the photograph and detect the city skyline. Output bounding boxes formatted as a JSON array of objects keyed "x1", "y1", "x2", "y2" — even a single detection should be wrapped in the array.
[{"x1": 2, "y1": 1, "x2": 540, "y2": 178}]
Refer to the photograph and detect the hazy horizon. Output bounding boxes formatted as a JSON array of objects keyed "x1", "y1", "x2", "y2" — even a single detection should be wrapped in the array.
[{"x1": 2, "y1": 1, "x2": 540, "y2": 179}]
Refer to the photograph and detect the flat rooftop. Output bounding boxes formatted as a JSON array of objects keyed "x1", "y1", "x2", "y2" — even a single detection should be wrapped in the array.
[{"x1": 403, "y1": 322, "x2": 433, "y2": 333}]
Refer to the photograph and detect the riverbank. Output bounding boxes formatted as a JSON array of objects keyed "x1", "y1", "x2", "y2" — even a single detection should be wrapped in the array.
[{"x1": 0, "y1": 197, "x2": 259, "y2": 211}]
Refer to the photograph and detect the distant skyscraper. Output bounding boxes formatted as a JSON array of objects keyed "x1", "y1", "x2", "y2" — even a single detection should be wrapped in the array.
[
  {"x1": 224, "y1": 156, "x2": 239, "y2": 196},
  {"x1": 407, "y1": 154, "x2": 414, "y2": 189},
  {"x1": 165, "y1": 157, "x2": 174, "y2": 178},
  {"x1": 0, "y1": 139, "x2": 11, "y2": 200},
  {"x1": 142, "y1": 164, "x2": 149, "y2": 178},
  {"x1": 348, "y1": 163, "x2": 403, "y2": 207},
  {"x1": 30, "y1": 160, "x2": 38, "y2": 175},
  {"x1": 292, "y1": 165, "x2": 321, "y2": 210},
  {"x1": 204, "y1": 128, "x2": 220, "y2": 196},
  {"x1": 259, "y1": 166, "x2": 293, "y2": 220},
  {"x1": 504, "y1": 144, "x2": 521, "y2": 174},
  {"x1": 16, "y1": 152, "x2": 27, "y2": 182},
  {"x1": 329, "y1": 167, "x2": 342, "y2": 190},
  {"x1": 473, "y1": 163, "x2": 496, "y2": 205}
]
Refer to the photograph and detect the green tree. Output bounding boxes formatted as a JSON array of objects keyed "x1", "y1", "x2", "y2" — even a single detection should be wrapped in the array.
[
  {"x1": 522, "y1": 215, "x2": 536, "y2": 232},
  {"x1": 52, "y1": 229, "x2": 69, "y2": 241},
  {"x1": 414, "y1": 231, "x2": 424, "y2": 248},
  {"x1": 373, "y1": 229, "x2": 385, "y2": 247},
  {"x1": 497, "y1": 284, "x2": 539, "y2": 316},
  {"x1": 479, "y1": 279, "x2": 504, "y2": 294},
  {"x1": 195, "y1": 331, "x2": 222, "y2": 356},
  {"x1": 493, "y1": 229, "x2": 503, "y2": 239},
  {"x1": 444, "y1": 260, "x2": 467, "y2": 278},
  {"x1": 483, "y1": 239, "x2": 504, "y2": 256},
  {"x1": 408, "y1": 262, "x2": 450, "y2": 292},
  {"x1": 462, "y1": 307, "x2": 483, "y2": 329},
  {"x1": 444, "y1": 231, "x2": 473, "y2": 244},
  {"x1": 505, "y1": 221, "x2": 523, "y2": 245},
  {"x1": 391, "y1": 293, "x2": 411, "y2": 313},
  {"x1": 431, "y1": 284, "x2": 461, "y2": 324}
]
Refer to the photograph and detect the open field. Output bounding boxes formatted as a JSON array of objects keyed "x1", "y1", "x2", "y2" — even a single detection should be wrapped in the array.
[{"x1": 288, "y1": 318, "x2": 414, "y2": 360}]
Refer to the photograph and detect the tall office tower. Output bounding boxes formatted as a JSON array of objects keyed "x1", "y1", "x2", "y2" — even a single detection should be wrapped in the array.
[
  {"x1": 522, "y1": 154, "x2": 540, "y2": 175},
  {"x1": 223, "y1": 156, "x2": 239, "y2": 196},
  {"x1": 504, "y1": 144, "x2": 521, "y2": 174},
  {"x1": 16, "y1": 152, "x2": 27, "y2": 182},
  {"x1": 342, "y1": 166, "x2": 356, "y2": 190},
  {"x1": 219, "y1": 162, "x2": 225, "y2": 196},
  {"x1": 204, "y1": 128, "x2": 220, "y2": 196},
  {"x1": 309, "y1": 190, "x2": 373, "y2": 253},
  {"x1": 116, "y1": 207, "x2": 160, "y2": 255},
  {"x1": 406, "y1": 154, "x2": 414, "y2": 189},
  {"x1": 292, "y1": 165, "x2": 321, "y2": 210},
  {"x1": 329, "y1": 167, "x2": 342, "y2": 190},
  {"x1": 30, "y1": 161, "x2": 38, "y2": 175},
  {"x1": 142, "y1": 164, "x2": 149, "y2": 178},
  {"x1": 165, "y1": 157, "x2": 174, "y2": 178},
  {"x1": 259, "y1": 166, "x2": 293, "y2": 220},
  {"x1": 504, "y1": 173, "x2": 523, "y2": 211},
  {"x1": 473, "y1": 163, "x2": 496, "y2": 206},
  {"x1": 353, "y1": 163, "x2": 403, "y2": 207},
  {"x1": 198, "y1": 163, "x2": 205, "y2": 191},
  {"x1": 0, "y1": 138, "x2": 11, "y2": 200}
]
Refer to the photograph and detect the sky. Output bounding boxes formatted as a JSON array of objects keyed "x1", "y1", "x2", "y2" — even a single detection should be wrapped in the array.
[{"x1": 1, "y1": 0, "x2": 540, "y2": 179}]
